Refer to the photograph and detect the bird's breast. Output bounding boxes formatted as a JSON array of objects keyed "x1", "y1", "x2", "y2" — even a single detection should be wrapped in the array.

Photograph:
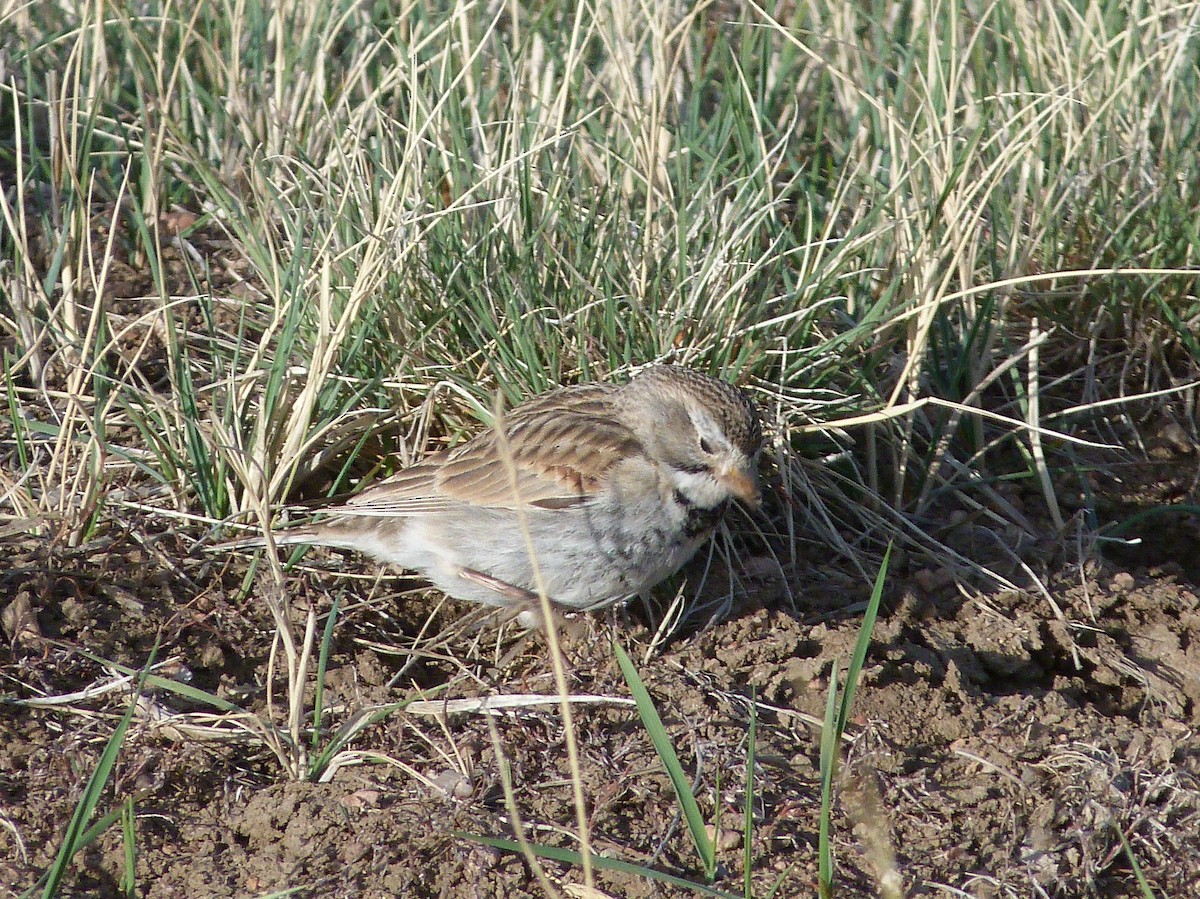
[{"x1": 671, "y1": 489, "x2": 730, "y2": 539}]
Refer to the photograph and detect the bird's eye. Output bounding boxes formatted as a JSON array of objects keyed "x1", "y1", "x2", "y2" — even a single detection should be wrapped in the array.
[{"x1": 699, "y1": 437, "x2": 714, "y2": 454}]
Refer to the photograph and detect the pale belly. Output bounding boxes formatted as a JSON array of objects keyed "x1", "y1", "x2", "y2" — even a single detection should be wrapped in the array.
[{"x1": 352, "y1": 496, "x2": 722, "y2": 608}]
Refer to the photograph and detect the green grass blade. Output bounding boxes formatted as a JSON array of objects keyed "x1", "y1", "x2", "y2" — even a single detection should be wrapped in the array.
[
  {"x1": 743, "y1": 686, "x2": 757, "y2": 898},
  {"x1": 69, "y1": 652, "x2": 252, "y2": 716},
  {"x1": 41, "y1": 643, "x2": 159, "y2": 898},
  {"x1": 614, "y1": 639, "x2": 717, "y2": 881},
  {"x1": 3, "y1": 350, "x2": 31, "y2": 472},
  {"x1": 455, "y1": 832, "x2": 742, "y2": 898},
  {"x1": 836, "y1": 544, "x2": 891, "y2": 737},
  {"x1": 763, "y1": 860, "x2": 800, "y2": 899},
  {"x1": 20, "y1": 806, "x2": 126, "y2": 899},
  {"x1": 311, "y1": 594, "x2": 342, "y2": 753},
  {"x1": 817, "y1": 656, "x2": 840, "y2": 899},
  {"x1": 307, "y1": 684, "x2": 448, "y2": 782},
  {"x1": 820, "y1": 547, "x2": 892, "y2": 898},
  {"x1": 1112, "y1": 823, "x2": 1160, "y2": 899},
  {"x1": 1101, "y1": 504, "x2": 1200, "y2": 538},
  {"x1": 121, "y1": 796, "x2": 137, "y2": 898}
]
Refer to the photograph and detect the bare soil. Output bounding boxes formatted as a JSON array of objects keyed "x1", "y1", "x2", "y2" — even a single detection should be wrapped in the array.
[{"x1": 3, "y1": 473, "x2": 1199, "y2": 898}]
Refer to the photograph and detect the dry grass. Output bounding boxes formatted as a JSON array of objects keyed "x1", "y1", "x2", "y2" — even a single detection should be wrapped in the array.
[{"x1": 2, "y1": 0, "x2": 1199, "y2": 895}]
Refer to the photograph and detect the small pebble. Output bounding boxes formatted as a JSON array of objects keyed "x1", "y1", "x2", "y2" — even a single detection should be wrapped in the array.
[
  {"x1": 432, "y1": 769, "x2": 475, "y2": 799},
  {"x1": 1109, "y1": 572, "x2": 1135, "y2": 593}
]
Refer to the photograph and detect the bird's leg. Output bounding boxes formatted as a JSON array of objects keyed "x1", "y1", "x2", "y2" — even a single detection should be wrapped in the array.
[
  {"x1": 458, "y1": 567, "x2": 581, "y2": 631},
  {"x1": 458, "y1": 567, "x2": 543, "y2": 604}
]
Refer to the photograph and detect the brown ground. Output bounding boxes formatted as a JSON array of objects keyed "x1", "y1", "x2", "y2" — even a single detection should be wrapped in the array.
[{"x1": 3, "y1": 469, "x2": 1199, "y2": 898}]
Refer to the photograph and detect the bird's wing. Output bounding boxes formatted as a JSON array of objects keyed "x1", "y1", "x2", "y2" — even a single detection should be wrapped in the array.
[{"x1": 336, "y1": 384, "x2": 643, "y2": 515}]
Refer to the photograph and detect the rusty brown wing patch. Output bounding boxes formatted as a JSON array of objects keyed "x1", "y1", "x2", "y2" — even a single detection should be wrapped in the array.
[{"x1": 336, "y1": 384, "x2": 641, "y2": 514}]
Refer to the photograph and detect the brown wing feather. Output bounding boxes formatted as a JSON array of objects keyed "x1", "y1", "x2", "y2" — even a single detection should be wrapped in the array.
[{"x1": 336, "y1": 383, "x2": 642, "y2": 516}]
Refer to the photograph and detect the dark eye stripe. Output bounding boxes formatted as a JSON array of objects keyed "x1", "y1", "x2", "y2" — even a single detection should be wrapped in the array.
[{"x1": 673, "y1": 462, "x2": 710, "y2": 475}]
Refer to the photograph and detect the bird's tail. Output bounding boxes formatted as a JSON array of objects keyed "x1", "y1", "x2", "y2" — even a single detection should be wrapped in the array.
[{"x1": 217, "y1": 522, "x2": 365, "y2": 554}]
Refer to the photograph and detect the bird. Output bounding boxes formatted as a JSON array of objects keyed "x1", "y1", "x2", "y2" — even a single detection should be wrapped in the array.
[{"x1": 231, "y1": 365, "x2": 763, "y2": 611}]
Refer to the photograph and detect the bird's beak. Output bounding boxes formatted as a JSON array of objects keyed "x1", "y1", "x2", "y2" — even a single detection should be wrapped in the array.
[{"x1": 720, "y1": 466, "x2": 762, "y2": 509}]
